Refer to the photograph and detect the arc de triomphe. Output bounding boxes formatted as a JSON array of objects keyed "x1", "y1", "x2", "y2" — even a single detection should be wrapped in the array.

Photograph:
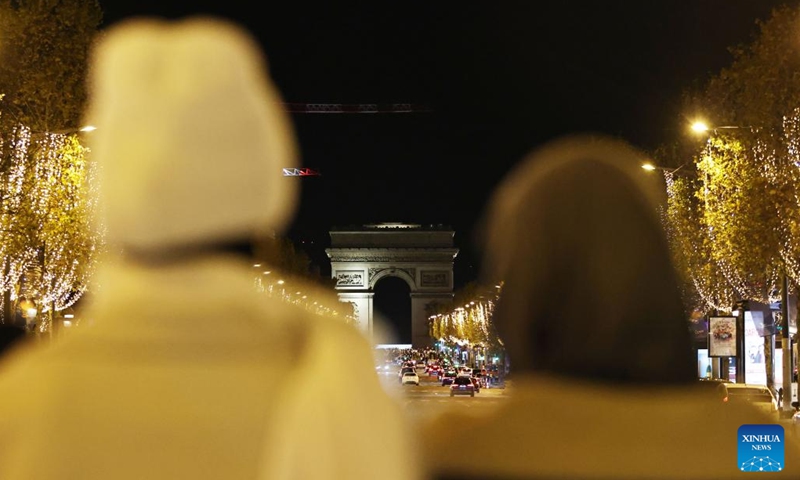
[{"x1": 325, "y1": 223, "x2": 458, "y2": 348}]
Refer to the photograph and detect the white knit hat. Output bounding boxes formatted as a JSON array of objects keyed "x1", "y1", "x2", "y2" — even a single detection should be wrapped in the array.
[{"x1": 83, "y1": 16, "x2": 298, "y2": 252}]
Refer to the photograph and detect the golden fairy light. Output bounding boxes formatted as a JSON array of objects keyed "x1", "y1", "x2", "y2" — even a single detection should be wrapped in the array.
[
  {"x1": 663, "y1": 116, "x2": 800, "y2": 313},
  {"x1": 0, "y1": 123, "x2": 101, "y2": 328},
  {"x1": 253, "y1": 272, "x2": 357, "y2": 323},
  {"x1": 428, "y1": 288, "x2": 499, "y2": 347}
]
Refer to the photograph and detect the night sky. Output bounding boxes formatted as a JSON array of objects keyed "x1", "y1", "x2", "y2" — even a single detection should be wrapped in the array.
[{"x1": 100, "y1": 1, "x2": 796, "y2": 289}]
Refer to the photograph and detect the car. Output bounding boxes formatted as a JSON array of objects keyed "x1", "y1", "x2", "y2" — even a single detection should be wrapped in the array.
[
  {"x1": 724, "y1": 383, "x2": 779, "y2": 419},
  {"x1": 697, "y1": 378, "x2": 730, "y2": 403},
  {"x1": 426, "y1": 364, "x2": 441, "y2": 376},
  {"x1": 401, "y1": 371, "x2": 420, "y2": 386},
  {"x1": 470, "y1": 376, "x2": 481, "y2": 393},
  {"x1": 441, "y1": 371, "x2": 457, "y2": 386},
  {"x1": 450, "y1": 375, "x2": 476, "y2": 397},
  {"x1": 471, "y1": 369, "x2": 487, "y2": 388},
  {"x1": 398, "y1": 366, "x2": 415, "y2": 382}
]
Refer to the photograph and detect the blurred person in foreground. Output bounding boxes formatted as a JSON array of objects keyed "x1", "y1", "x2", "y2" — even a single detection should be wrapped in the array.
[
  {"x1": 0, "y1": 17, "x2": 418, "y2": 480},
  {"x1": 420, "y1": 134, "x2": 800, "y2": 479}
]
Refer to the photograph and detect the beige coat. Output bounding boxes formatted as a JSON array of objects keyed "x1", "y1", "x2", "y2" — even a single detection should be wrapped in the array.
[
  {"x1": 0, "y1": 256, "x2": 420, "y2": 480},
  {"x1": 421, "y1": 375, "x2": 800, "y2": 479}
]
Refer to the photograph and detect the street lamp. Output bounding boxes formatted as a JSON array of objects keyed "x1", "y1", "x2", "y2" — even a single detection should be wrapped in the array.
[
  {"x1": 17, "y1": 298, "x2": 37, "y2": 331},
  {"x1": 20, "y1": 300, "x2": 37, "y2": 319},
  {"x1": 641, "y1": 162, "x2": 689, "y2": 175},
  {"x1": 47, "y1": 125, "x2": 96, "y2": 135},
  {"x1": 690, "y1": 120, "x2": 754, "y2": 135}
]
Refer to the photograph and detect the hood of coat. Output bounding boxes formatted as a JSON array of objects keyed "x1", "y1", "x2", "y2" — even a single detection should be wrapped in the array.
[
  {"x1": 83, "y1": 17, "x2": 298, "y2": 253},
  {"x1": 475, "y1": 134, "x2": 695, "y2": 385}
]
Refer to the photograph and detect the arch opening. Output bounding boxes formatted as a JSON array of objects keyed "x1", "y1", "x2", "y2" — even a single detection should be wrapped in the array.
[{"x1": 373, "y1": 276, "x2": 412, "y2": 344}]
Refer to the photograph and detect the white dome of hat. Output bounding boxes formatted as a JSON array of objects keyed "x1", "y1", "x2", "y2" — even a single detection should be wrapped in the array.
[{"x1": 83, "y1": 16, "x2": 298, "y2": 252}]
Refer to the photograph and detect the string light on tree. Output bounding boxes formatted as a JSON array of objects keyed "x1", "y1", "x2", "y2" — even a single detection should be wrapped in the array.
[{"x1": 0, "y1": 123, "x2": 100, "y2": 328}]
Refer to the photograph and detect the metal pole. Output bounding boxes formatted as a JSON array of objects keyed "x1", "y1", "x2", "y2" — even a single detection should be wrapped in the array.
[
  {"x1": 737, "y1": 305, "x2": 746, "y2": 384},
  {"x1": 782, "y1": 272, "x2": 792, "y2": 416}
]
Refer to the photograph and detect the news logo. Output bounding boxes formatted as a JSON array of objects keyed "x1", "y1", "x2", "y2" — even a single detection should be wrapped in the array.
[{"x1": 738, "y1": 424, "x2": 784, "y2": 472}]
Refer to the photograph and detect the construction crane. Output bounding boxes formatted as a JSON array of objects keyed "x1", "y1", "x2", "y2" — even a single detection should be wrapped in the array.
[
  {"x1": 281, "y1": 103, "x2": 432, "y2": 176},
  {"x1": 282, "y1": 103, "x2": 432, "y2": 114}
]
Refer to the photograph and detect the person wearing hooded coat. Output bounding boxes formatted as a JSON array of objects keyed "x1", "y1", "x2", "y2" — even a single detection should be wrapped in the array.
[
  {"x1": 419, "y1": 134, "x2": 800, "y2": 479},
  {"x1": 0, "y1": 17, "x2": 420, "y2": 480}
]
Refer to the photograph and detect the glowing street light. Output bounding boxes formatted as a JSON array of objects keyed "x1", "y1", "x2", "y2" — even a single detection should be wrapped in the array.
[
  {"x1": 691, "y1": 121, "x2": 710, "y2": 133},
  {"x1": 641, "y1": 162, "x2": 686, "y2": 173},
  {"x1": 46, "y1": 125, "x2": 96, "y2": 135},
  {"x1": 690, "y1": 120, "x2": 753, "y2": 135},
  {"x1": 17, "y1": 298, "x2": 38, "y2": 329}
]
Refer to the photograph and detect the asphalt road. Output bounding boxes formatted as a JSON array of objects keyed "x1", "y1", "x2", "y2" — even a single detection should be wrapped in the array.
[
  {"x1": 375, "y1": 368, "x2": 800, "y2": 440},
  {"x1": 377, "y1": 369, "x2": 509, "y2": 423}
]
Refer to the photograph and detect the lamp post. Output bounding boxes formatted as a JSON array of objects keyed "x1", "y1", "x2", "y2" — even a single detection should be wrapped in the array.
[
  {"x1": 779, "y1": 272, "x2": 793, "y2": 416},
  {"x1": 17, "y1": 298, "x2": 37, "y2": 332},
  {"x1": 641, "y1": 162, "x2": 689, "y2": 174},
  {"x1": 734, "y1": 302, "x2": 746, "y2": 384},
  {"x1": 690, "y1": 121, "x2": 755, "y2": 134}
]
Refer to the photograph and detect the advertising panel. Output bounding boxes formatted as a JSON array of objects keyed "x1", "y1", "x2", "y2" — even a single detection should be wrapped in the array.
[
  {"x1": 709, "y1": 316, "x2": 737, "y2": 357},
  {"x1": 743, "y1": 311, "x2": 766, "y2": 386},
  {"x1": 697, "y1": 348, "x2": 711, "y2": 379}
]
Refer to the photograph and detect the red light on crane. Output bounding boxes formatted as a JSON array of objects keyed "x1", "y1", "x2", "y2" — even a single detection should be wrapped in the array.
[{"x1": 283, "y1": 168, "x2": 321, "y2": 177}]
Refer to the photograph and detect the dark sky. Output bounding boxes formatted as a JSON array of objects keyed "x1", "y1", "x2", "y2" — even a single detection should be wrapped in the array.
[{"x1": 100, "y1": 1, "x2": 796, "y2": 288}]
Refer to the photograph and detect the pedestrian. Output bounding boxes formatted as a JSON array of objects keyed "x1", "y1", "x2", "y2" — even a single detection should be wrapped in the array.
[
  {"x1": 0, "y1": 16, "x2": 419, "y2": 480},
  {"x1": 419, "y1": 134, "x2": 800, "y2": 479}
]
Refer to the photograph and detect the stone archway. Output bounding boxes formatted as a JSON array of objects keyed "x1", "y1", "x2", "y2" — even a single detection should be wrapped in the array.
[{"x1": 325, "y1": 223, "x2": 458, "y2": 348}]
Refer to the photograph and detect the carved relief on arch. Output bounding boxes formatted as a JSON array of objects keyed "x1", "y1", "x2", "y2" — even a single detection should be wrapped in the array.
[
  {"x1": 368, "y1": 267, "x2": 417, "y2": 290},
  {"x1": 420, "y1": 270, "x2": 450, "y2": 287},
  {"x1": 368, "y1": 268, "x2": 379, "y2": 283},
  {"x1": 334, "y1": 270, "x2": 365, "y2": 287}
]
